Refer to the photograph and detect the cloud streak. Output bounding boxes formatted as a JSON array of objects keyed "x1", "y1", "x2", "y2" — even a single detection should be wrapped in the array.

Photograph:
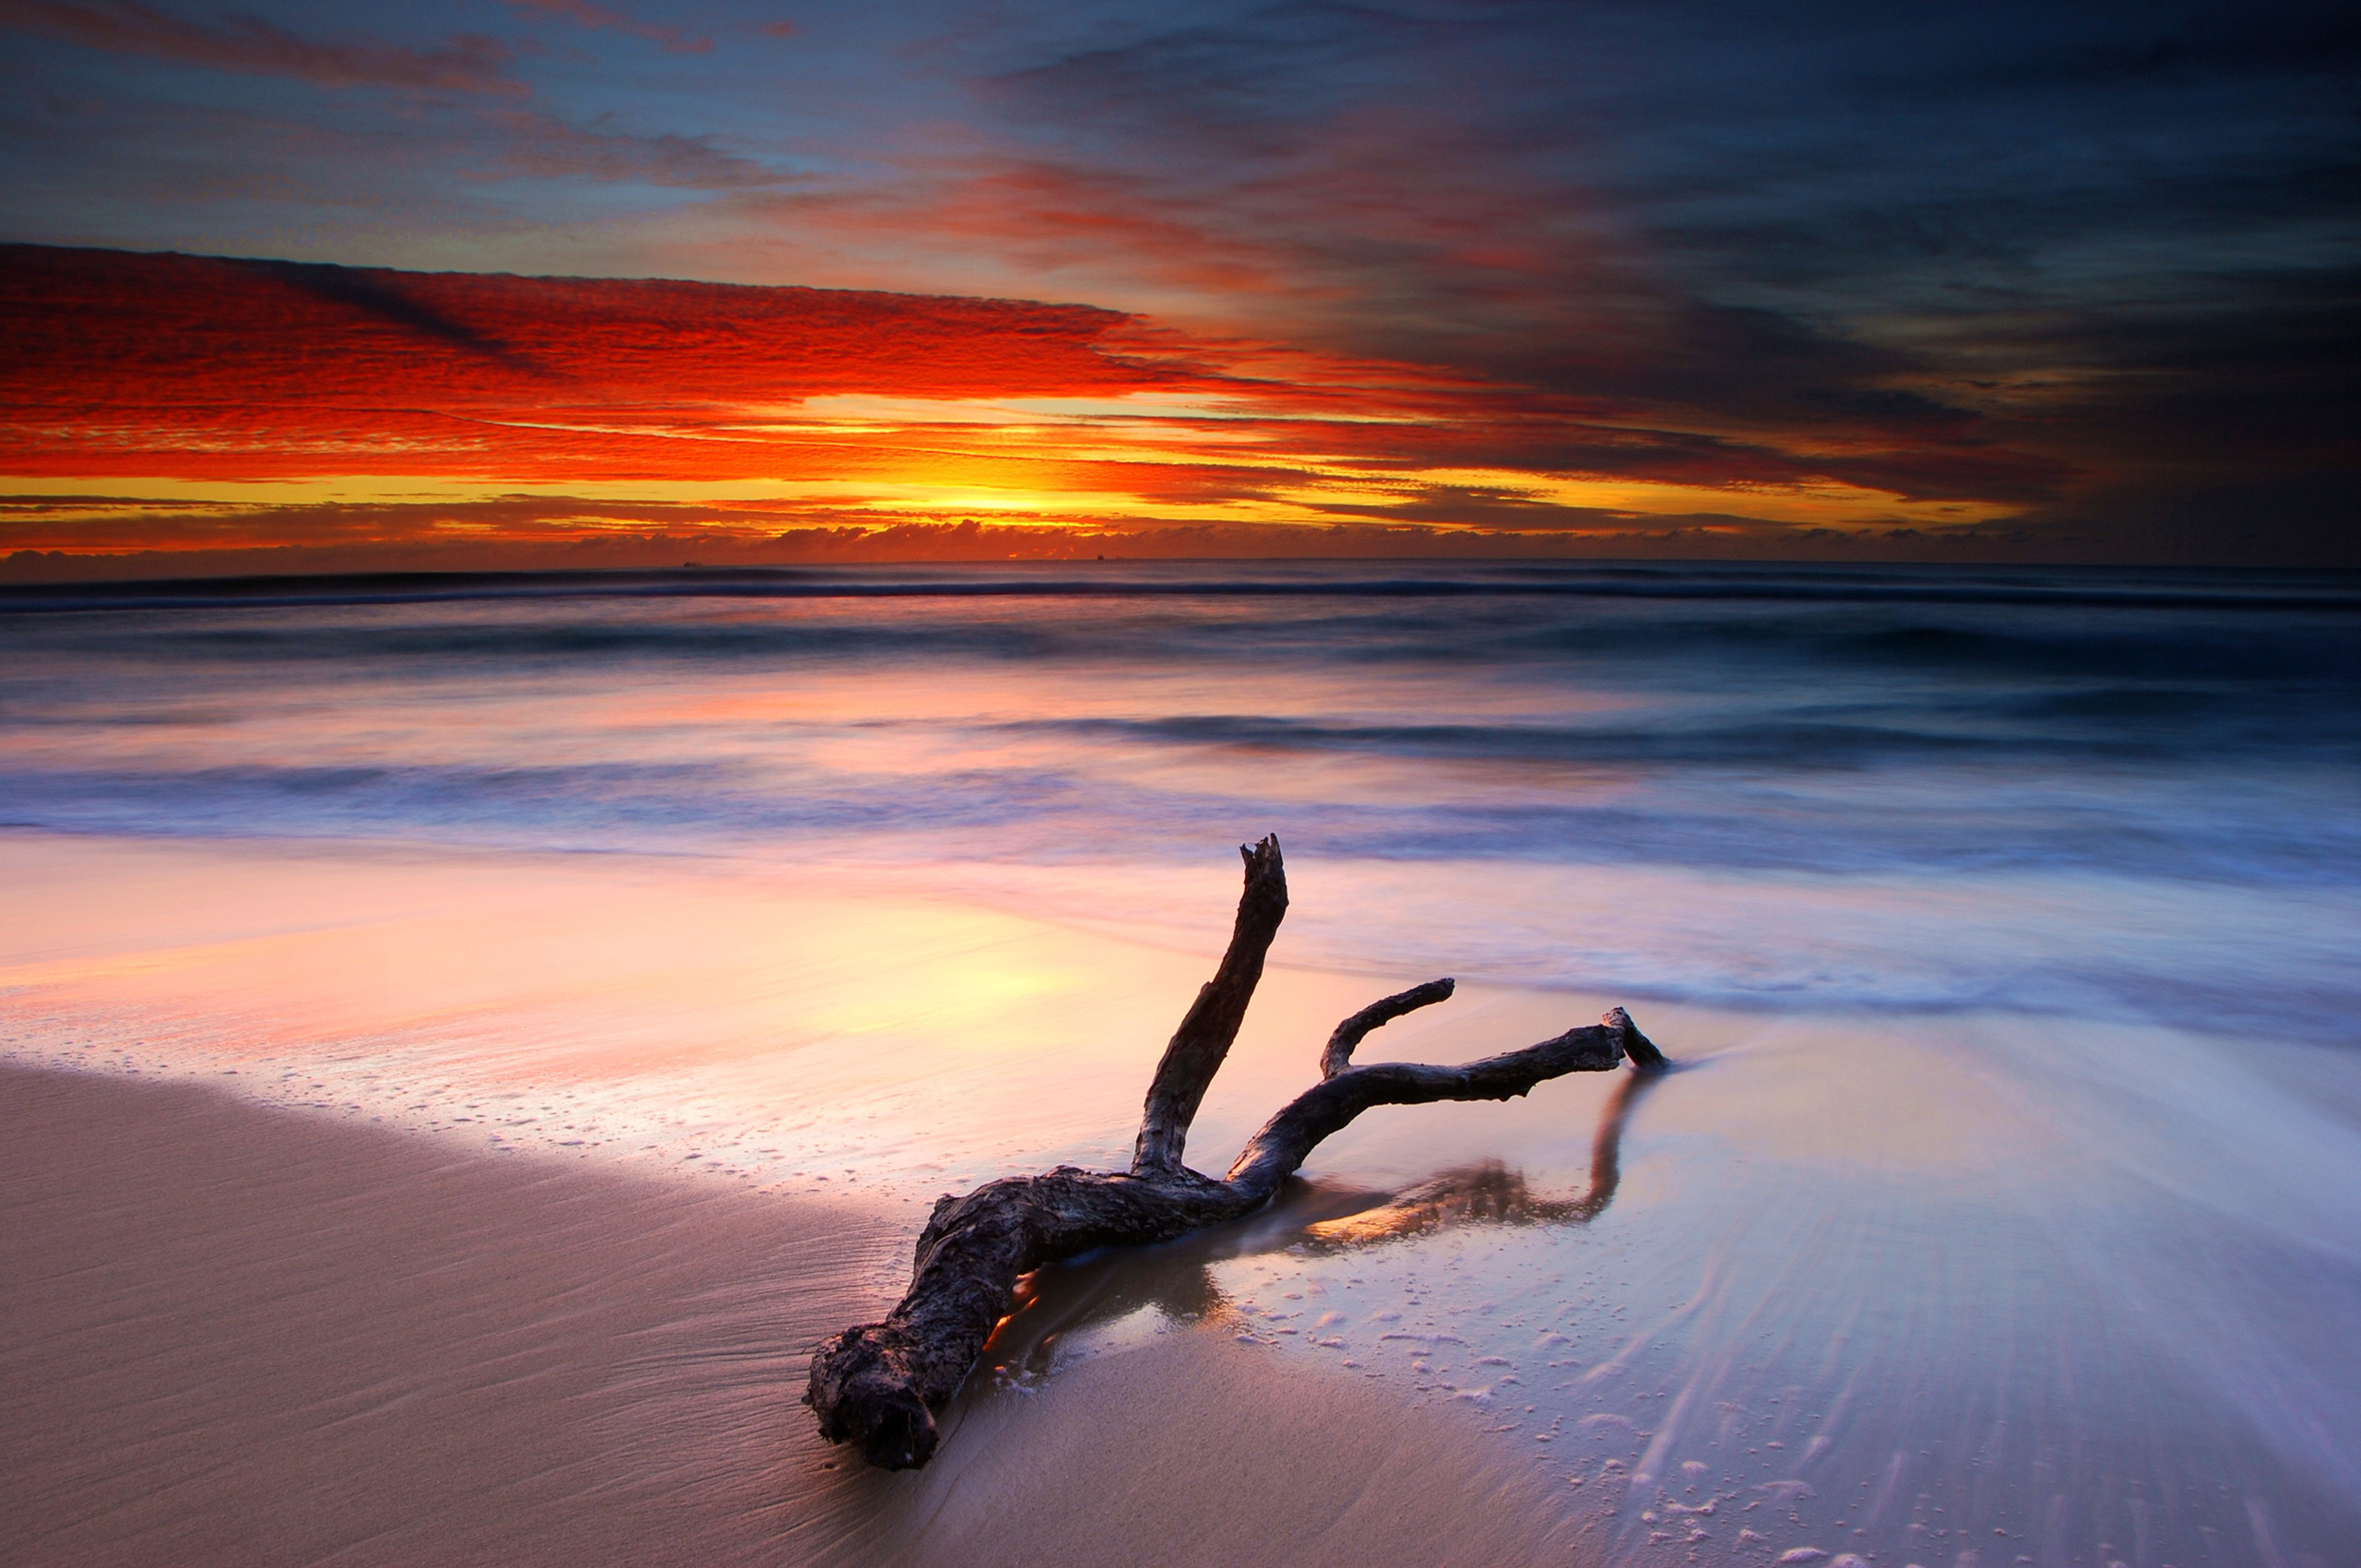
[
  {"x1": 0, "y1": 0, "x2": 527, "y2": 94},
  {"x1": 2, "y1": 244, "x2": 2077, "y2": 568},
  {"x1": 473, "y1": 110, "x2": 789, "y2": 189},
  {"x1": 499, "y1": 0, "x2": 709, "y2": 55}
]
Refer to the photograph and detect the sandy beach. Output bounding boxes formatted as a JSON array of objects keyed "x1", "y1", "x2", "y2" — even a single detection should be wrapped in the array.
[
  {"x1": 0, "y1": 1061, "x2": 1593, "y2": 1568},
  {"x1": 8, "y1": 827, "x2": 2360, "y2": 1566},
  {"x1": 5, "y1": 566, "x2": 2357, "y2": 1566}
]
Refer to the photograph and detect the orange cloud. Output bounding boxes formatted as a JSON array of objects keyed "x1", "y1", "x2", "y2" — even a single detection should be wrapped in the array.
[{"x1": 1, "y1": 244, "x2": 2066, "y2": 567}]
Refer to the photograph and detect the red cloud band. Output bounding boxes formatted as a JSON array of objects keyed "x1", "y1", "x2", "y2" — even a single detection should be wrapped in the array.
[{"x1": 1, "y1": 244, "x2": 2071, "y2": 564}]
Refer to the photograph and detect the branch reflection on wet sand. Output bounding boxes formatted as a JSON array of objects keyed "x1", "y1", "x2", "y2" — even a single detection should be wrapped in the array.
[
  {"x1": 975, "y1": 1069, "x2": 1665, "y2": 1388},
  {"x1": 1305, "y1": 1068, "x2": 1663, "y2": 1245}
]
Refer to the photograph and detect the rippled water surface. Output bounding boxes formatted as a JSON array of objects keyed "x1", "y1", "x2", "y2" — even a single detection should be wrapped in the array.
[{"x1": 5, "y1": 561, "x2": 2358, "y2": 1565}]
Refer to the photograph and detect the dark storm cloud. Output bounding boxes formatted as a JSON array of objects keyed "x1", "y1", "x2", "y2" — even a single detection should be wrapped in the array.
[{"x1": 972, "y1": 0, "x2": 2359, "y2": 556}]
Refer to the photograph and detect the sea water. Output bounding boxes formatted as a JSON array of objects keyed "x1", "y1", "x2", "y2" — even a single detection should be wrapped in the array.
[{"x1": 4, "y1": 561, "x2": 2358, "y2": 1565}]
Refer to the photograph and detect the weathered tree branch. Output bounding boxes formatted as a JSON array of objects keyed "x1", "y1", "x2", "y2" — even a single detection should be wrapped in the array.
[
  {"x1": 806, "y1": 835, "x2": 1670, "y2": 1470},
  {"x1": 1133, "y1": 834, "x2": 1287, "y2": 1173},
  {"x1": 1321, "y1": 976, "x2": 1456, "y2": 1078},
  {"x1": 1221, "y1": 1004, "x2": 1659, "y2": 1197}
]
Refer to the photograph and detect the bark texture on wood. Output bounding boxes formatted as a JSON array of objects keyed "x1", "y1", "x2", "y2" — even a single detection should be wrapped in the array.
[
  {"x1": 1320, "y1": 977, "x2": 1456, "y2": 1078},
  {"x1": 806, "y1": 836, "x2": 1669, "y2": 1470},
  {"x1": 1132, "y1": 835, "x2": 1287, "y2": 1174},
  {"x1": 1221, "y1": 1005, "x2": 1657, "y2": 1198}
]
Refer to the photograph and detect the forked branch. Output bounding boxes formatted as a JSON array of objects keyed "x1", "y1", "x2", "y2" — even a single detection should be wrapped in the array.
[{"x1": 806, "y1": 835, "x2": 1670, "y2": 1470}]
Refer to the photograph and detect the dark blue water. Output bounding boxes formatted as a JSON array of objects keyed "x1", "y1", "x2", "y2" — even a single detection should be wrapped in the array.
[{"x1": 6, "y1": 561, "x2": 2356, "y2": 1041}]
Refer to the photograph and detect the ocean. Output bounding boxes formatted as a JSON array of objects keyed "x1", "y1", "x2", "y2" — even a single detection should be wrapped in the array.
[{"x1": 5, "y1": 560, "x2": 2358, "y2": 1565}]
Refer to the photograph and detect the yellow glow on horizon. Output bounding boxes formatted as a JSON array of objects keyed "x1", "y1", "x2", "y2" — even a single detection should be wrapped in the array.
[
  {"x1": 4, "y1": 247, "x2": 2059, "y2": 562},
  {"x1": 2, "y1": 458, "x2": 2006, "y2": 540},
  {"x1": 1395, "y1": 468, "x2": 2009, "y2": 528}
]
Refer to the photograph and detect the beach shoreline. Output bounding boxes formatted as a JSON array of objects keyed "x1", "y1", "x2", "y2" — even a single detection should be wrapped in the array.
[
  {"x1": 0, "y1": 1060, "x2": 1603, "y2": 1567},
  {"x1": 5, "y1": 711, "x2": 2357, "y2": 1568}
]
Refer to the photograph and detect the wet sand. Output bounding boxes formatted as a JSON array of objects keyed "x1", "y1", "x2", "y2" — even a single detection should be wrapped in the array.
[
  {"x1": 0, "y1": 1063, "x2": 1592, "y2": 1567},
  {"x1": 7, "y1": 832, "x2": 2361, "y2": 1567}
]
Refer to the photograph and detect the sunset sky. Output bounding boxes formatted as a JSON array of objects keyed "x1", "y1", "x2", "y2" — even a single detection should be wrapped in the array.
[{"x1": 3, "y1": 0, "x2": 2354, "y2": 570}]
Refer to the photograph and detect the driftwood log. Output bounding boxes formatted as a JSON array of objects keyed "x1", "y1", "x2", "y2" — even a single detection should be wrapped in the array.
[{"x1": 805, "y1": 835, "x2": 1669, "y2": 1469}]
